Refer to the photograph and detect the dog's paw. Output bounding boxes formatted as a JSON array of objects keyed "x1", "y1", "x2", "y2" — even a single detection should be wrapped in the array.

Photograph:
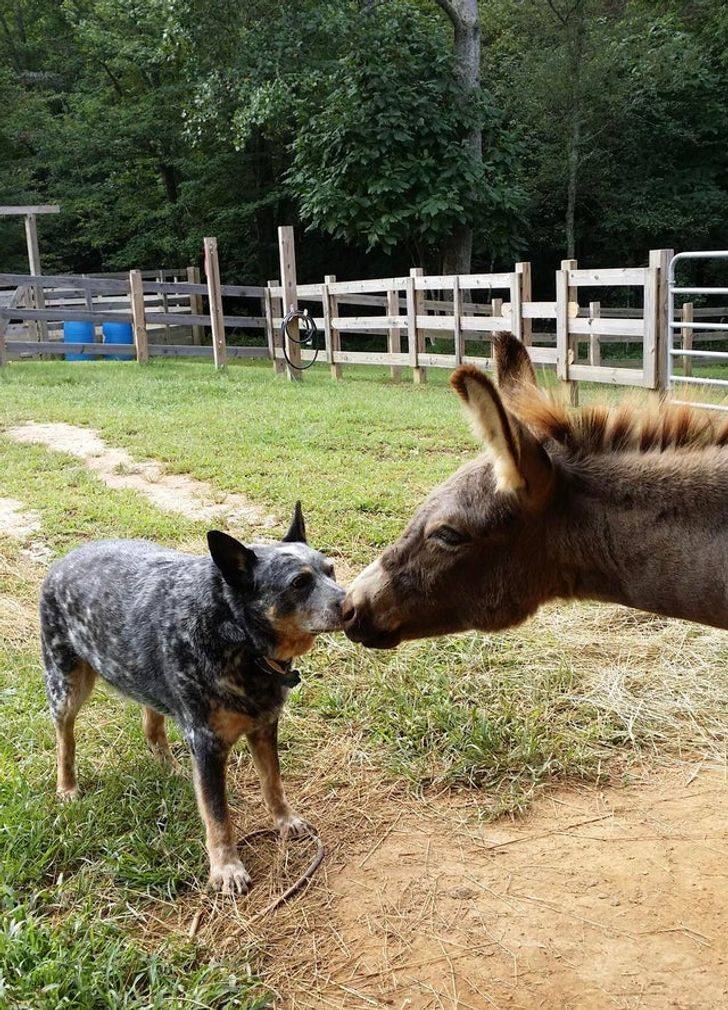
[
  {"x1": 209, "y1": 860, "x2": 252, "y2": 896},
  {"x1": 276, "y1": 812, "x2": 312, "y2": 840},
  {"x1": 56, "y1": 784, "x2": 78, "y2": 802}
]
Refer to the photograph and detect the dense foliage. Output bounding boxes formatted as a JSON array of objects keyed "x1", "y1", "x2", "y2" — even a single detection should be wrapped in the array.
[{"x1": 0, "y1": 0, "x2": 726, "y2": 284}]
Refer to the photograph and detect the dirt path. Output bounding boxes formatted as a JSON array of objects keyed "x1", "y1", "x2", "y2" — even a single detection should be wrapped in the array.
[
  {"x1": 0, "y1": 496, "x2": 53, "y2": 563},
  {"x1": 284, "y1": 765, "x2": 727, "y2": 1010},
  {"x1": 5, "y1": 422, "x2": 278, "y2": 533}
]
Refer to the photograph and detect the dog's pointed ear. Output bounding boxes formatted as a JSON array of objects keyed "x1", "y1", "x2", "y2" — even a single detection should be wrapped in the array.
[
  {"x1": 207, "y1": 531, "x2": 257, "y2": 586},
  {"x1": 493, "y1": 332, "x2": 537, "y2": 401},
  {"x1": 451, "y1": 364, "x2": 553, "y2": 506},
  {"x1": 282, "y1": 500, "x2": 307, "y2": 543}
]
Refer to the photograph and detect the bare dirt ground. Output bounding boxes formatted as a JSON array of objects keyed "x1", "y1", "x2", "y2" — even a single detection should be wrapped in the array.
[
  {"x1": 6, "y1": 422, "x2": 278, "y2": 532},
  {"x1": 297, "y1": 765, "x2": 728, "y2": 1010}
]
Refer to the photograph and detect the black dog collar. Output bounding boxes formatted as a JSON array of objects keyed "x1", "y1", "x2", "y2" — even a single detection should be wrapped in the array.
[{"x1": 255, "y1": 656, "x2": 302, "y2": 688}]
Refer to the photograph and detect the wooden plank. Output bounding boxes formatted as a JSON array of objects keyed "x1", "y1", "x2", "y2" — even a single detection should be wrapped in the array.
[
  {"x1": 459, "y1": 316, "x2": 517, "y2": 333},
  {"x1": 149, "y1": 344, "x2": 213, "y2": 358},
  {"x1": 0, "y1": 272, "x2": 129, "y2": 293},
  {"x1": 682, "y1": 302, "x2": 693, "y2": 378},
  {"x1": 143, "y1": 279, "x2": 207, "y2": 295},
  {"x1": 203, "y1": 236, "x2": 227, "y2": 369},
  {"x1": 0, "y1": 307, "x2": 133, "y2": 324},
  {"x1": 145, "y1": 312, "x2": 211, "y2": 327},
  {"x1": 568, "y1": 364, "x2": 647, "y2": 386},
  {"x1": 0, "y1": 205, "x2": 60, "y2": 215},
  {"x1": 418, "y1": 353, "x2": 458, "y2": 368},
  {"x1": 386, "y1": 288, "x2": 401, "y2": 380},
  {"x1": 650, "y1": 248, "x2": 673, "y2": 391},
  {"x1": 555, "y1": 267, "x2": 569, "y2": 382},
  {"x1": 406, "y1": 275, "x2": 418, "y2": 374},
  {"x1": 517, "y1": 262, "x2": 532, "y2": 345},
  {"x1": 186, "y1": 267, "x2": 204, "y2": 345},
  {"x1": 453, "y1": 277, "x2": 463, "y2": 367},
  {"x1": 510, "y1": 270, "x2": 523, "y2": 342},
  {"x1": 567, "y1": 267, "x2": 648, "y2": 286},
  {"x1": 224, "y1": 346, "x2": 270, "y2": 359},
  {"x1": 588, "y1": 301, "x2": 601, "y2": 367},
  {"x1": 6, "y1": 341, "x2": 132, "y2": 356},
  {"x1": 327, "y1": 277, "x2": 408, "y2": 296},
  {"x1": 278, "y1": 226, "x2": 301, "y2": 380},
  {"x1": 456, "y1": 272, "x2": 514, "y2": 289},
  {"x1": 323, "y1": 274, "x2": 342, "y2": 379},
  {"x1": 218, "y1": 284, "x2": 268, "y2": 298},
  {"x1": 23, "y1": 214, "x2": 48, "y2": 341},
  {"x1": 411, "y1": 267, "x2": 426, "y2": 384},
  {"x1": 129, "y1": 270, "x2": 149, "y2": 364},
  {"x1": 642, "y1": 264, "x2": 659, "y2": 388},
  {"x1": 329, "y1": 351, "x2": 410, "y2": 366},
  {"x1": 0, "y1": 285, "x2": 27, "y2": 365},
  {"x1": 522, "y1": 301, "x2": 557, "y2": 319},
  {"x1": 267, "y1": 279, "x2": 284, "y2": 374},
  {"x1": 569, "y1": 317, "x2": 644, "y2": 336},
  {"x1": 529, "y1": 346, "x2": 558, "y2": 365}
]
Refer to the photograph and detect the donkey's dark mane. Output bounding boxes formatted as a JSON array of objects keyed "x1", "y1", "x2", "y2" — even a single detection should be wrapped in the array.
[{"x1": 511, "y1": 390, "x2": 728, "y2": 457}]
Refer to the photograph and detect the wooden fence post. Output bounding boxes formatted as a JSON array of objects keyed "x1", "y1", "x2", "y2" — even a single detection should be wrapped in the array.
[
  {"x1": 325, "y1": 274, "x2": 342, "y2": 379},
  {"x1": 516, "y1": 261, "x2": 532, "y2": 346},
  {"x1": 561, "y1": 258, "x2": 579, "y2": 405},
  {"x1": 278, "y1": 226, "x2": 301, "y2": 381},
  {"x1": 650, "y1": 248, "x2": 674, "y2": 392},
  {"x1": 24, "y1": 211, "x2": 48, "y2": 342},
  {"x1": 203, "y1": 236, "x2": 227, "y2": 369},
  {"x1": 129, "y1": 269, "x2": 149, "y2": 365},
  {"x1": 588, "y1": 301, "x2": 601, "y2": 366},
  {"x1": 406, "y1": 274, "x2": 419, "y2": 380},
  {"x1": 386, "y1": 287, "x2": 402, "y2": 380},
  {"x1": 682, "y1": 302, "x2": 693, "y2": 378},
  {"x1": 556, "y1": 265, "x2": 570, "y2": 390},
  {"x1": 187, "y1": 265, "x2": 203, "y2": 345},
  {"x1": 267, "y1": 279, "x2": 285, "y2": 374},
  {"x1": 509, "y1": 268, "x2": 523, "y2": 343},
  {"x1": 452, "y1": 277, "x2": 463, "y2": 366},
  {"x1": 410, "y1": 267, "x2": 426, "y2": 384}
]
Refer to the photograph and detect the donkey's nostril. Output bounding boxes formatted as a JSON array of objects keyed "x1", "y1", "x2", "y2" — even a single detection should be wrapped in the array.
[{"x1": 341, "y1": 599, "x2": 356, "y2": 624}]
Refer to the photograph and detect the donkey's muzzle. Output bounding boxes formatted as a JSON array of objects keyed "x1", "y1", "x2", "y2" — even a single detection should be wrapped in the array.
[{"x1": 342, "y1": 597, "x2": 402, "y2": 650}]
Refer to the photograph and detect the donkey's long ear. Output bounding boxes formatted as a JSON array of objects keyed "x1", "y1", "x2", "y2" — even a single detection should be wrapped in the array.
[
  {"x1": 451, "y1": 365, "x2": 553, "y2": 504},
  {"x1": 451, "y1": 366, "x2": 525, "y2": 493},
  {"x1": 493, "y1": 332, "x2": 537, "y2": 399},
  {"x1": 282, "y1": 500, "x2": 307, "y2": 543}
]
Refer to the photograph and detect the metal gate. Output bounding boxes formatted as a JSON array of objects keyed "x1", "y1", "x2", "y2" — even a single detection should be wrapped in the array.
[{"x1": 668, "y1": 251, "x2": 728, "y2": 410}]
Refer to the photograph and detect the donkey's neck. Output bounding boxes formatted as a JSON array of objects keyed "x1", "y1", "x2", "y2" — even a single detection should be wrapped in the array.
[{"x1": 549, "y1": 448, "x2": 728, "y2": 629}]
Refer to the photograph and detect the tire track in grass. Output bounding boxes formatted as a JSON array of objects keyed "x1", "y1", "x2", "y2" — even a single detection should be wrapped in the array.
[{"x1": 6, "y1": 422, "x2": 278, "y2": 534}]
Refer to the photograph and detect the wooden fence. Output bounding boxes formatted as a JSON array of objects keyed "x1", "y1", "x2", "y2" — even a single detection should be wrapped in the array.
[{"x1": 2, "y1": 228, "x2": 726, "y2": 394}]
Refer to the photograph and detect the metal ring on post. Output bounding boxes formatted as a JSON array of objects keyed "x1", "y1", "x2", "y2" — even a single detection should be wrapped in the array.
[{"x1": 280, "y1": 308, "x2": 320, "y2": 370}]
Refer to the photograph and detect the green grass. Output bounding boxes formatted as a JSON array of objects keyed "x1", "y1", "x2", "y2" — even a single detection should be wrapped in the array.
[{"x1": 1, "y1": 358, "x2": 726, "y2": 1005}]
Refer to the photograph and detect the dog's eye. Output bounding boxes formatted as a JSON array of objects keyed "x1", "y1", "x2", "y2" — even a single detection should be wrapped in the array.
[
  {"x1": 429, "y1": 525, "x2": 469, "y2": 547},
  {"x1": 291, "y1": 572, "x2": 313, "y2": 591}
]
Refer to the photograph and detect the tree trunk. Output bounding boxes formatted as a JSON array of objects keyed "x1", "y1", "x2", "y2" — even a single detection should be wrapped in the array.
[
  {"x1": 564, "y1": 0, "x2": 585, "y2": 259},
  {"x1": 433, "y1": 0, "x2": 481, "y2": 274}
]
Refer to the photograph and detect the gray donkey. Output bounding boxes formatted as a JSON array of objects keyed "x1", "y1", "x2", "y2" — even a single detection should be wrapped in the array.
[{"x1": 344, "y1": 332, "x2": 728, "y2": 647}]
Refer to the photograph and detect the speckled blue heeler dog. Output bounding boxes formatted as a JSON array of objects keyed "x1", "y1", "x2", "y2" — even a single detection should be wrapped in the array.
[{"x1": 40, "y1": 503, "x2": 345, "y2": 894}]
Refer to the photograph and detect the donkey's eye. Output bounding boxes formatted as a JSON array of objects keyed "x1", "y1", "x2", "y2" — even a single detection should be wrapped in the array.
[
  {"x1": 291, "y1": 572, "x2": 313, "y2": 591},
  {"x1": 429, "y1": 525, "x2": 469, "y2": 547}
]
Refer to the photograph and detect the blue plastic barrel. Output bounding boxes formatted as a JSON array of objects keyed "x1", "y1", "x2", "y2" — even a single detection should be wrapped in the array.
[
  {"x1": 102, "y1": 321, "x2": 134, "y2": 360},
  {"x1": 63, "y1": 320, "x2": 96, "y2": 361}
]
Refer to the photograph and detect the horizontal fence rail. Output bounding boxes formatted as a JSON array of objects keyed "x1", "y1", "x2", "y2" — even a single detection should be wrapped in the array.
[{"x1": 4, "y1": 233, "x2": 725, "y2": 405}]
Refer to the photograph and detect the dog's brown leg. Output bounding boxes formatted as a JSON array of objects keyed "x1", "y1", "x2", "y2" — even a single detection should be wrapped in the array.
[
  {"x1": 54, "y1": 661, "x2": 96, "y2": 801},
  {"x1": 246, "y1": 720, "x2": 309, "y2": 838},
  {"x1": 191, "y1": 734, "x2": 251, "y2": 894},
  {"x1": 141, "y1": 707, "x2": 178, "y2": 767}
]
